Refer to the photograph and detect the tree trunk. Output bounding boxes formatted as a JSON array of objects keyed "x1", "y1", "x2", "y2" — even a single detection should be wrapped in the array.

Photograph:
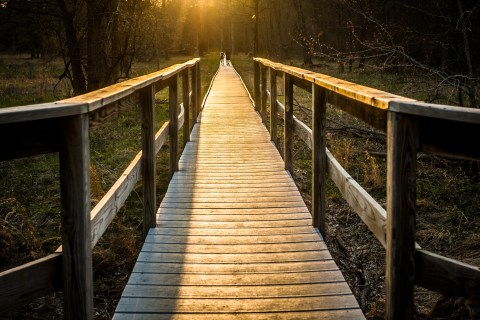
[{"x1": 57, "y1": 0, "x2": 87, "y2": 95}]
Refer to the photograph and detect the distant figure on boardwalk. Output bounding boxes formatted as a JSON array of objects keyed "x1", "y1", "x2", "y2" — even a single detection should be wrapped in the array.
[
  {"x1": 220, "y1": 52, "x2": 225, "y2": 66},
  {"x1": 225, "y1": 50, "x2": 231, "y2": 66}
]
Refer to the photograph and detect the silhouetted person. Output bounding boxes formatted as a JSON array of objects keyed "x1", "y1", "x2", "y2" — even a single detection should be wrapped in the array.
[
  {"x1": 225, "y1": 50, "x2": 231, "y2": 66},
  {"x1": 220, "y1": 52, "x2": 225, "y2": 66}
]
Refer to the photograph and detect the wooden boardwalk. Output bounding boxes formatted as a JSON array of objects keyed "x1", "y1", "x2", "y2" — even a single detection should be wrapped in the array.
[{"x1": 113, "y1": 65, "x2": 364, "y2": 319}]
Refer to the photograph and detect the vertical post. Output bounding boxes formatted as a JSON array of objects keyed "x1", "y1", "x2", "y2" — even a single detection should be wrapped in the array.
[
  {"x1": 312, "y1": 84, "x2": 327, "y2": 235},
  {"x1": 196, "y1": 61, "x2": 201, "y2": 117},
  {"x1": 59, "y1": 114, "x2": 93, "y2": 320},
  {"x1": 254, "y1": 61, "x2": 260, "y2": 113},
  {"x1": 182, "y1": 69, "x2": 190, "y2": 146},
  {"x1": 386, "y1": 111, "x2": 418, "y2": 320},
  {"x1": 140, "y1": 84, "x2": 157, "y2": 236},
  {"x1": 169, "y1": 75, "x2": 179, "y2": 177},
  {"x1": 191, "y1": 65, "x2": 198, "y2": 125},
  {"x1": 284, "y1": 73, "x2": 294, "y2": 173},
  {"x1": 269, "y1": 68, "x2": 277, "y2": 146},
  {"x1": 260, "y1": 65, "x2": 267, "y2": 123}
]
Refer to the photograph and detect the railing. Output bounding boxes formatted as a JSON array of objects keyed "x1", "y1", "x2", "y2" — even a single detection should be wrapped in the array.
[
  {"x1": 254, "y1": 57, "x2": 480, "y2": 320},
  {"x1": 0, "y1": 58, "x2": 201, "y2": 319}
]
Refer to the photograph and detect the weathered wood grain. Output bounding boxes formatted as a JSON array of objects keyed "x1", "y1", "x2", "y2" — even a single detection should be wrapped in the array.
[
  {"x1": 182, "y1": 69, "x2": 190, "y2": 146},
  {"x1": 0, "y1": 253, "x2": 62, "y2": 311},
  {"x1": 284, "y1": 73, "x2": 294, "y2": 173},
  {"x1": 270, "y1": 68, "x2": 278, "y2": 146},
  {"x1": 386, "y1": 112, "x2": 418, "y2": 320},
  {"x1": 312, "y1": 84, "x2": 327, "y2": 234},
  {"x1": 141, "y1": 85, "x2": 157, "y2": 235},
  {"x1": 169, "y1": 75, "x2": 179, "y2": 176},
  {"x1": 115, "y1": 65, "x2": 362, "y2": 319},
  {"x1": 59, "y1": 114, "x2": 93, "y2": 320}
]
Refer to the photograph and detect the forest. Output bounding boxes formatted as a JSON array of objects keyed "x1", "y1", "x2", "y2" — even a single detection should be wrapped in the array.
[
  {"x1": 0, "y1": 0, "x2": 479, "y2": 106},
  {"x1": 1, "y1": 0, "x2": 480, "y2": 319}
]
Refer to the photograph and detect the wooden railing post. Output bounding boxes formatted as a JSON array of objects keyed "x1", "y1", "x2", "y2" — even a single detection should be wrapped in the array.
[
  {"x1": 191, "y1": 64, "x2": 198, "y2": 123},
  {"x1": 169, "y1": 75, "x2": 179, "y2": 177},
  {"x1": 196, "y1": 61, "x2": 201, "y2": 117},
  {"x1": 59, "y1": 113, "x2": 93, "y2": 320},
  {"x1": 140, "y1": 84, "x2": 157, "y2": 236},
  {"x1": 182, "y1": 69, "x2": 190, "y2": 146},
  {"x1": 386, "y1": 111, "x2": 418, "y2": 320},
  {"x1": 284, "y1": 73, "x2": 294, "y2": 173},
  {"x1": 312, "y1": 84, "x2": 327, "y2": 235},
  {"x1": 254, "y1": 61, "x2": 260, "y2": 113},
  {"x1": 269, "y1": 68, "x2": 277, "y2": 146},
  {"x1": 260, "y1": 65, "x2": 267, "y2": 123}
]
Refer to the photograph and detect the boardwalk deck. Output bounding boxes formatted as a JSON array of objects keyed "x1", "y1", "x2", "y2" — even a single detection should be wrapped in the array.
[{"x1": 113, "y1": 65, "x2": 364, "y2": 319}]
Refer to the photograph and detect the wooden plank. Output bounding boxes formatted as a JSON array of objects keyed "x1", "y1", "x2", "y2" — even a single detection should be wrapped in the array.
[
  {"x1": 148, "y1": 226, "x2": 318, "y2": 236},
  {"x1": 182, "y1": 69, "x2": 190, "y2": 146},
  {"x1": 0, "y1": 118, "x2": 61, "y2": 161},
  {"x1": 129, "y1": 259, "x2": 338, "y2": 274},
  {"x1": 260, "y1": 64, "x2": 267, "y2": 123},
  {"x1": 312, "y1": 84, "x2": 327, "y2": 234},
  {"x1": 415, "y1": 249, "x2": 480, "y2": 304},
  {"x1": 115, "y1": 295, "x2": 359, "y2": 313},
  {"x1": 169, "y1": 75, "x2": 179, "y2": 176},
  {"x1": 386, "y1": 111, "x2": 418, "y2": 320},
  {"x1": 121, "y1": 282, "x2": 349, "y2": 298},
  {"x1": 140, "y1": 242, "x2": 326, "y2": 254},
  {"x1": 0, "y1": 254, "x2": 62, "y2": 311},
  {"x1": 136, "y1": 250, "x2": 332, "y2": 264},
  {"x1": 155, "y1": 220, "x2": 313, "y2": 229},
  {"x1": 143, "y1": 233, "x2": 321, "y2": 245},
  {"x1": 191, "y1": 63, "x2": 198, "y2": 121},
  {"x1": 284, "y1": 73, "x2": 294, "y2": 172},
  {"x1": 113, "y1": 309, "x2": 364, "y2": 320},
  {"x1": 254, "y1": 61, "x2": 261, "y2": 112},
  {"x1": 270, "y1": 68, "x2": 278, "y2": 145},
  {"x1": 0, "y1": 102, "x2": 87, "y2": 124},
  {"x1": 59, "y1": 114, "x2": 93, "y2": 319},
  {"x1": 141, "y1": 85, "x2": 157, "y2": 235}
]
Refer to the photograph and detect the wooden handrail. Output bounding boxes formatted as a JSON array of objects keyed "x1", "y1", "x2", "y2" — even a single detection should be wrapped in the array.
[
  {"x1": 0, "y1": 58, "x2": 201, "y2": 318},
  {"x1": 254, "y1": 57, "x2": 480, "y2": 320}
]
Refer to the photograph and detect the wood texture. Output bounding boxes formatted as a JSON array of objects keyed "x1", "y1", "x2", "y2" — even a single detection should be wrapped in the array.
[
  {"x1": 141, "y1": 85, "x2": 157, "y2": 235},
  {"x1": 284, "y1": 73, "x2": 294, "y2": 173},
  {"x1": 312, "y1": 85, "x2": 327, "y2": 234},
  {"x1": 270, "y1": 68, "x2": 278, "y2": 146},
  {"x1": 59, "y1": 114, "x2": 93, "y2": 320},
  {"x1": 114, "y1": 65, "x2": 363, "y2": 319},
  {"x1": 0, "y1": 254, "x2": 62, "y2": 311},
  {"x1": 254, "y1": 61, "x2": 261, "y2": 112},
  {"x1": 182, "y1": 69, "x2": 190, "y2": 146},
  {"x1": 169, "y1": 75, "x2": 179, "y2": 176},
  {"x1": 386, "y1": 112, "x2": 418, "y2": 320},
  {"x1": 260, "y1": 64, "x2": 267, "y2": 123}
]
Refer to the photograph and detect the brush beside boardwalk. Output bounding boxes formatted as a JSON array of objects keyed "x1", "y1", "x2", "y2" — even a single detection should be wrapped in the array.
[{"x1": 0, "y1": 57, "x2": 478, "y2": 319}]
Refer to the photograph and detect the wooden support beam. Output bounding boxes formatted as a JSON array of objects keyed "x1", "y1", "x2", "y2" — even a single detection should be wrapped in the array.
[
  {"x1": 254, "y1": 61, "x2": 260, "y2": 113},
  {"x1": 312, "y1": 85, "x2": 327, "y2": 235},
  {"x1": 196, "y1": 62, "x2": 201, "y2": 115},
  {"x1": 59, "y1": 114, "x2": 93, "y2": 320},
  {"x1": 191, "y1": 65, "x2": 198, "y2": 124},
  {"x1": 260, "y1": 65, "x2": 267, "y2": 124},
  {"x1": 386, "y1": 112, "x2": 418, "y2": 320},
  {"x1": 169, "y1": 75, "x2": 179, "y2": 176},
  {"x1": 269, "y1": 69, "x2": 278, "y2": 146},
  {"x1": 140, "y1": 85, "x2": 157, "y2": 236},
  {"x1": 284, "y1": 73, "x2": 294, "y2": 173},
  {"x1": 182, "y1": 69, "x2": 190, "y2": 146}
]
